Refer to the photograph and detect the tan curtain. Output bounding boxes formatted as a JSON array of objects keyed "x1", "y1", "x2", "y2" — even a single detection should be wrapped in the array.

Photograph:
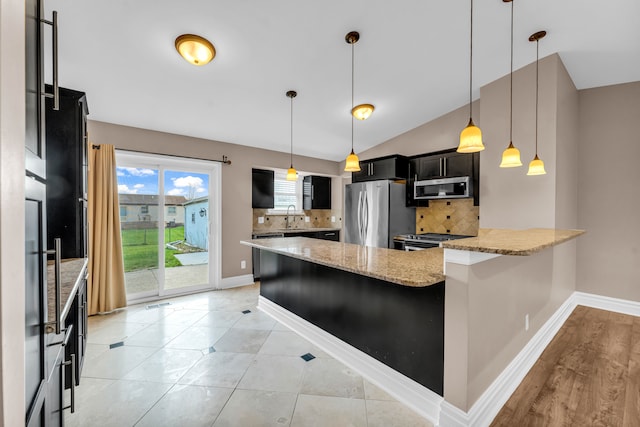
[{"x1": 88, "y1": 143, "x2": 127, "y2": 314}]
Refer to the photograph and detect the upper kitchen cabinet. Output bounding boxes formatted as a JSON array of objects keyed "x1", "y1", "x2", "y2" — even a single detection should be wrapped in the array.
[
  {"x1": 46, "y1": 87, "x2": 89, "y2": 259},
  {"x1": 25, "y1": 0, "x2": 46, "y2": 178},
  {"x1": 252, "y1": 168, "x2": 274, "y2": 209},
  {"x1": 352, "y1": 155, "x2": 409, "y2": 183},
  {"x1": 416, "y1": 149, "x2": 475, "y2": 180},
  {"x1": 303, "y1": 176, "x2": 331, "y2": 210}
]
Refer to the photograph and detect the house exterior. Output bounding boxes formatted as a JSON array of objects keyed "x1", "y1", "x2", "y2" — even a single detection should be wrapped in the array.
[
  {"x1": 183, "y1": 196, "x2": 209, "y2": 250},
  {"x1": 118, "y1": 194, "x2": 186, "y2": 227}
]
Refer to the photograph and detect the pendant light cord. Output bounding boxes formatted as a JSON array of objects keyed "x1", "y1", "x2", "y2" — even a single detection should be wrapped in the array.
[
  {"x1": 535, "y1": 38, "x2": 539, "y2": 156},
  {"x1": 469, "y1": 0, "x2": 474, "y2": 120},
  {"x1": 290, "y1": 94, "x2": 294, "y2": 166},
  {"x1": 351, "y1": 42, "x2": 355, "y2": 152},
  {"x1": 509, "y1": 0, "x2": 514, "y2": 142}
]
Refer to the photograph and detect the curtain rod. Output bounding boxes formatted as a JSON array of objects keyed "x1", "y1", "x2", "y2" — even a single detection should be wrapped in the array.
[{"x1": 91, "y1": 145, "x2": 231, "y2": 165}]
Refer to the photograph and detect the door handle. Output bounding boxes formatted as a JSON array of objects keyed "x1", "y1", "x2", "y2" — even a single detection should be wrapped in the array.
[
  {"x1": 41, "y1": 11, "x2": 59, "y2": 110},
  {"x1": 45, "y1": 237, "x2": 62, "y2": 334}
]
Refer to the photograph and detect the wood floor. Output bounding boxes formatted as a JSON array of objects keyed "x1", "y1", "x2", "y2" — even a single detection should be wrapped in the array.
[{"x1": 491, "y1": 305, "x2": 640, "y2": 427}]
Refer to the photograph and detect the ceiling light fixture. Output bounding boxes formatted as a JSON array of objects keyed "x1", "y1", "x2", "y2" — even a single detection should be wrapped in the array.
[
  {"x1": 457, "y1": 0, "x2": 485, "y2": 153},
  {"x1": 352, "y1": 103, "x2": 374, "y2": 121},
  {"x1": 175, "y1": 34, "x2": 216, "y2": 66},
  {"x1": 344, "y1": 31, "x2": 363, "y2": 172},
  {"x1": 286, "y1": 90, "x2": 298, "y2": 181},
  {"x1": 500, "y1": 0, "x2": 523, "y2": 168},
  {"x1": 527, "y1": 30, "x2": 547, "y2": 176}
]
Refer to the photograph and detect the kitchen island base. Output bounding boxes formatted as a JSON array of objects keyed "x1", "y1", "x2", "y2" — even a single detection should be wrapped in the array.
[{"x1": 259, "y1": 250, "x2": 445, "y2": 395}]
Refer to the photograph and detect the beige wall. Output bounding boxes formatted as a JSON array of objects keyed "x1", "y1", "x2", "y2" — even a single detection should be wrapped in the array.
[
  {"x1": 577, "y1": 81, "x2": 640, "y2": 301},
  {"x1": 0, "y1": 0, "x2": 26, "y2": 423},
  {"x1": 87, "y1": 120, "x2": 342, "y2": 279}
]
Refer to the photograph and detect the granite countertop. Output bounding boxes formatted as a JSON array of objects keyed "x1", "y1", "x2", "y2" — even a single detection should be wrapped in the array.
[
  {"x1": 47, "y1": 258, "x2": 88, "y2": 326},
  {"x1": 441, "y1": 228, "x2": 585, "y2": 255},
  {"x1": 252, "y1": 228, "x2": 341, "y2": 237},
  {"x1": 241, "y1": 237, "x2": 444, "y2": 287}
]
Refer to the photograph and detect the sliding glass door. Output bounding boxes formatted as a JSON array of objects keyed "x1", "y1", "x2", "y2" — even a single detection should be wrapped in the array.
[{"x1": 115, "y1": 151, "x2": 220, "y2": 302}]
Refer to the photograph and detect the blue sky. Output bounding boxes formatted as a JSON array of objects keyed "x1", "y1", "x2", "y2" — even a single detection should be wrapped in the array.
[{"x1": 116, "y1": 167, "x2": 209, "y2": 199}]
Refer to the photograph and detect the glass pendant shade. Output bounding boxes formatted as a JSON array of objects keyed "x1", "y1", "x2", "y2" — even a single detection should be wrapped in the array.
[
  {"x1": 344, "y1": 150, "x2": 361, "y2": 172},
  {"x1": 352, "y1": 104, "x2": 374, "y2": 120},
  {"x1": 286, "y1": 166, "x2": 298, "y2": 181},
  {"x1": 500, "y1": 142, "x2": 522, "y2": 167},
  {"x1": 458, "y1": 119, "x2": 485, "y2": 153},
  {"x1": 526, "y1": 155, "x2": 546, "y2": 176},
  {"x1": 175, "y1": 34, "x2": 215, "y2": 66}
]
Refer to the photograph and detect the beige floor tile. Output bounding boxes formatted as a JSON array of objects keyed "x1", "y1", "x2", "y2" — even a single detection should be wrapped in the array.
[
  {"x1": 300, "y1": 358, "x2": 364, "y2": 399},
  {"x1": 237, "y1": 354, "x2": 306, "y2": 393},
  {"x1": 231, "y1": 310, "x2": 277, "y2": 330},
  {"x1": 212, "y1": 328, "x2": 270, "y2": 353},
  {"x1": 213, "y1": 389, "x2": 297, "y2": 427},
  {"x1": 290, "y1": 394, "x2": 367, "y2": 427},
  {"x1": 86, "y1": 321, "x2": 150, "y2": 345},
  {"x1": 178, "y1": 352, "x2": 255, "y2": 388},
  {"x1": 165, "y1": 326, "x2": 229, "y2": 350},
  {"x1": 124, "y1": 323, "x2": 189, "y2": 347},
  {"x1": 193, "y1": 310, "x2": 243, "y2": 328},
  {"x1": 363, "y1": 379, "x2": 395, "y2": 401},
  {"x1": 122, "y1": 348, "x2": 203, "y2": 383},
  {"x1": 136, "y1": 384, "x2": 233, "y2": 427},
  {"x1": 157, "y1": 308, "x2": 209, "y2": 326},
  {"x1": 82, "y1": 345, "x2": 158, "y2": 379},
  {"x1": 365, "y1": 400, "x2": 433, "y2": 427},
  {"x1": 259, "y1": 330, "x2": 330, "y2": 358}
]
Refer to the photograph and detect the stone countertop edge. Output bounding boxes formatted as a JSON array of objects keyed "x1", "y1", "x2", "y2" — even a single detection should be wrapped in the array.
[
  {"x1": 47, "y1": 257, "x2": 88, "y2": 323},
  {"x1": 241, "y1": 237, "x2": 444, "y2": 287},
  {"x1": 251, "y1": 227, "x2": 342, "y2": 236},
  {"x1": 440, "y1": 228, "x2": 585, "y2": 255}
]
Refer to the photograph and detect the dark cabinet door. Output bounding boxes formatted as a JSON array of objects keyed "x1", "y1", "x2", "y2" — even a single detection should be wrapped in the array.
[
  {"x1": 252, "y1": 169, "x2": 274, "y2": 209},
  {"x1": 46, "y1": 346, "x2": 63, "y2": 427},
  {"x1": 350, "y1": 165, "x2": 368, "y2": 183},
  {"x1": 315, "y1": 230, "x2": 340, "y2": 241},
  {"x1": 25, "y1": 176, "x2": 48, "y2": 425},
  {"x1": 46, "y1": 87, "x2": 88, "y2": 259},
  {"x1": 352, "y1": 156, "x2": 409, "y2": 182},
  {"x1": 25, "y1": 0, "x2": 46, "y2": 178},
  {"x1": 444, "y1": 152, "x2": 473, "y2": 178},
  {"x1": 303, "y1": 176, "x2": 331, "y2": 210},
  {"x1": 417, "y1": 156, "x2": 441, "y2": 180}
]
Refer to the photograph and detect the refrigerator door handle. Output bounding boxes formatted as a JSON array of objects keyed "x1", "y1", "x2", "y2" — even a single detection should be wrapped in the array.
[
  {"x1": 362, "y1": 190, "x2": 369, "y2": 244},
  {"x1": 357, "y1": 191, "x2": 363, "y2": 245}
]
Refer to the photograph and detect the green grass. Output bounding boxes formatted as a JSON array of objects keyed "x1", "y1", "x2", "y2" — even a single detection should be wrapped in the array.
[{"x1": 121, "y1": 226, "x2": 185, "y2": 272}]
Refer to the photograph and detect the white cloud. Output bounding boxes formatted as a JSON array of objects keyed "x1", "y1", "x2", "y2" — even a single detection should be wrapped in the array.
[
  {"x1": 118, "y1": 184, "x2": 138, "y2": 194},
  {"x1": 116, "y1": 169, "x2": 125, "y2": 177},
  {"x1": 133, "y1": 184, "x2": 145, "y2": 189},
  {"x1": 167, "y1": 188, "x2": 185, "y2": 196},
  {"x1": 172, "y1": 176, "x2": 204, "y2": 188},
  {"x1": 121, "y1": 167, "x2": 156, "y2": 177},
  {"x1": 196, "y1": 187, "x2": 205, "y2": 193}
]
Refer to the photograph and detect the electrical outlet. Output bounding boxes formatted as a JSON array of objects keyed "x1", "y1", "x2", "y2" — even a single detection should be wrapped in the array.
[
  {"x1": 241, "y1": 260, "x2": 246, "y2": 269},
  {"x1": 305, "y1": 216, "x2": 310, "y2": 223},
  {"x1": 258, "y1": 217, "x2": 264, "y2": 224},
  {"x1": 525, "y1": 314, "x2": 529, "y2": 331},
  {"x1": 331, "y1": 216, "x2": 336, "y2": 223}
]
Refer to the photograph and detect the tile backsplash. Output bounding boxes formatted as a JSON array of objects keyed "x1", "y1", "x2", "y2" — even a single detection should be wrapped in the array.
[
  {"x1": 253, "y1": 209, "x2": 342, "y2": 232},
  {"x1": 415, "y1": 198, "x2": 479, "y2": 236}
]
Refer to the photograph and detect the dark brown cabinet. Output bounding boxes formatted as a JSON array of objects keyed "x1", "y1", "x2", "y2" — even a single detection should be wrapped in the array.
[
  {"x1": 303, "y1": 176, "x2": 331, "y2": 210},
  {"x1": 46, "y1": 87, "x2": 89, "y2": 259},
  {"x1": 252, "y1": 169, "x2": 274, "y2": 209},
  {"x1": 351, "y1": 155, "x2": 409, "y2": 183}
]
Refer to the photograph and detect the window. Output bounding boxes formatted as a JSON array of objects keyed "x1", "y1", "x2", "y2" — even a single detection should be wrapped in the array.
[
  {"x1": 120, "y1": 206, "x2": 127, "y2": 217},
  {"x1": 141, "y1": 205, "x2": 149, "y2": 214},
  {"x1": 191, "y1": 212, "x2": 196, "y2": 223},
  {"x1": 168, "y1": 206, "x2": 176, "y2": 215},
  {"x1": 273, "y1": 171, "x2": 301, "y2": 211}
]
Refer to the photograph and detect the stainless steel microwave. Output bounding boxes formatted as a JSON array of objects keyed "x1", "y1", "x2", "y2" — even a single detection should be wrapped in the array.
[{"x1": 414, "y1": 176, "x2": 471, "y2": 200}]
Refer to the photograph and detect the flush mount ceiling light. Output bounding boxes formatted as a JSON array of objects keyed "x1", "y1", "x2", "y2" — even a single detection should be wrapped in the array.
[
  {"x1": 345, "y1": 31, "x2": 374, "y2": 121},
  {"x1": 344, "y1": 31, "x2": 364, "y2": 172},
  {"x1": 457, "y1": 0, "x2": 485, "y2": 153},
  {"x1": 500, "y1": 0, "x2": 523, "y2": 168},
  {"x1": 175, "y1": 34, "x2": 216, "y2": 66},
  {"x1": 527, "y1": 30, "x2": 547, "y2": 176},
  {"x1": 286, "y1": 90, "x2": 298, "y2": 181}
]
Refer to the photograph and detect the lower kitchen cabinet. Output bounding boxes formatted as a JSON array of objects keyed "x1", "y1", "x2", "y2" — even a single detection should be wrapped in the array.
[
  {"x1": 47, "y1": 325, "x2": 74, "y2": 427},
  {"x1": 65, "y1": 275, "x2": 87, "y2": 388}
]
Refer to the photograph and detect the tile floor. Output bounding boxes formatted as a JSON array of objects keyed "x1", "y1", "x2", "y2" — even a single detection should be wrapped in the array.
[{"x1": 67, "y1": 283, "x2": 433, "y2": 427}]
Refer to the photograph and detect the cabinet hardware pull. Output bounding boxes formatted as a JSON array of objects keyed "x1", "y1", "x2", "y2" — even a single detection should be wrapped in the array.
[
  {"x1": 62, "y1": 354, "x2": 76, "y2": 413},
  {"x1": 45, "y1": 238, "x2": 62, "y2": 334},
  {"x1": 41, "y1": 11, "x2": 59, "y2": 110}
]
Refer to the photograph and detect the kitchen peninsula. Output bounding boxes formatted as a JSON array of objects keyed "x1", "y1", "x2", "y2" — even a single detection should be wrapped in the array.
[{"x1": 241, "y1": 227, "x2": 584, "y2": 424}]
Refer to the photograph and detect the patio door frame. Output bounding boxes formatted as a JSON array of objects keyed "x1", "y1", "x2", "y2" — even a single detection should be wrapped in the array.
[{"x1": 116, "y1": 150, "x2": 222, "y2": 302}]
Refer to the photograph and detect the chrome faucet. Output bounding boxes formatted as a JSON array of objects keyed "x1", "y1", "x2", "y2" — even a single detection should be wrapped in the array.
[{"x1": 285, "y1": 204, "x2": 296, "y2": 229}]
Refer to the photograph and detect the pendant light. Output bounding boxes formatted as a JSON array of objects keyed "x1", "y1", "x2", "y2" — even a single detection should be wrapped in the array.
[
  {"x1": 499, "y1": 0, "x2": 522, "y2": 167},
  {"x1": 286, "y1": 90, "x2": 298, "y2": 181},
  {"x1": 175, "y1": 34, "x2": 216, "y2": 66},
  {"x1": 458, "y1": 0, "x2": 485, "y2": 153},
  {"x1": 527, "y1": 30, "x2": 547, "y2": 176},
  {"x1": 344, "y1": 31, "x2": 362, "y2": 172}
]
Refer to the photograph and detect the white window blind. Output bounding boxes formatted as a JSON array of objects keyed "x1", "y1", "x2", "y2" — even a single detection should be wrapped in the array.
[{"x1": 273, "y1": 172, "x2": 300, "y2": 211}]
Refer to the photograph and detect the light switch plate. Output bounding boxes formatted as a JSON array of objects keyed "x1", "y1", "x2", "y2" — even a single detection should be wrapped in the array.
[
  {"x1": 331, "y1": 216, "x2": 336, "y2": 223},
  {"x1": 258, "y1": 216, "x2": 264, "y2": 224}
]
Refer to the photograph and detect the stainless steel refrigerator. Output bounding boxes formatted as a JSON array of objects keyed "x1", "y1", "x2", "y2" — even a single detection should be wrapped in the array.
[{"x1": 344, "y1": 180, "x2": 415, "y2": 248}]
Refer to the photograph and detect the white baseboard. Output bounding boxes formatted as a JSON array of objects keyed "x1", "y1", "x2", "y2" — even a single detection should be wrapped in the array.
[
  {"x1": 258, "y1": 296, "x2": 443, "y2": 426},
  {"x1": 218, "y1": 274, "x2": 255, "y2": 289},
  {"x1": 573, "y1": 291, "x2": 640, "y2": 317}
]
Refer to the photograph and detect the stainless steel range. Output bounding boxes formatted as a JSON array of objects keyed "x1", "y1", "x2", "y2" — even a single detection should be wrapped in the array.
[{"x1": 393, "y1": 233, "x2": 472, "y2": 251}]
